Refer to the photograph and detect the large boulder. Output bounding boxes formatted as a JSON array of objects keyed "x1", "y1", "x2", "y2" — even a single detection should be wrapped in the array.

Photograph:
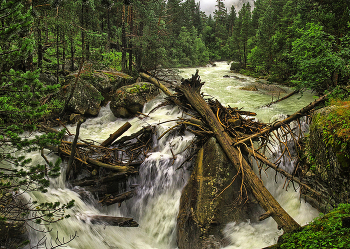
[
  {"x1": 62, "y1": 70, "x2": 134, "y2": 117},
  {"x1": 177, "y1": 137, "x2": 261, "y2": 249},
  {"x1": 68, "y1": 70, "x2": 134, "y2": 104},
  {"x1": 62, "y1": 77, "x2": 103, "y2": 116},
  {"x1": 300, "y1": 106, "x2": 350, "y2": 212},
  {"x1": 110, "y1": 82, "x2": 159, "y2": 118}
]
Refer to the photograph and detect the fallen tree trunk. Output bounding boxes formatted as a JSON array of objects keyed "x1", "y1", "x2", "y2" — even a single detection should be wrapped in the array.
[
  {"x1": 77, "y1": 214, "x2": 138, "y2": 227},
  {"x1": 243, "y1": 146, "x2": 327, "y2": 199},
  {"x1": 70, "y1": 172, "x2": 138, "y2": 187},
  {"x1": 100, "y1": 121, "x2": 131, "y2": 147},
  {"x1": 47, "y1": 145, "x2": 134, "y2": 172},
  {"x1": 262, "y1": 90, "x2": 300, "y2": 107},
  {"x1": 177, "y1": 71, "x2": 301, "y2": 233},
  {"x1": 100, "y1": 189, "x2": 136, "y2": 206},
  {"x1": 235, "y1": 92, "x2": 330, "y2": 147},
  {"x1": 140, "y1": 72, "x2": 173, "y2": 97}
]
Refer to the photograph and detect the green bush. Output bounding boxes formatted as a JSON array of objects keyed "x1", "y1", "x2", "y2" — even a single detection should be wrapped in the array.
[{"x1": 280, "y1": 204, "x2": 350, "y2": 249}]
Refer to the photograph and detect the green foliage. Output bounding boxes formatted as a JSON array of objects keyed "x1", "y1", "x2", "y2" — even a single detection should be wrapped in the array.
[
  {"x1": 0, "y1": 0, "x2": 74, "y2": 246},
  {"x1": 291, "y1": 23, "x2": 350, "y2": 93},
  {"x1": 311, "y1": 95, "x2": 350, "y2": 168},
  {"x1": 280, "y1": 204, "x2": 350, "y2": 249},
  {"x1": 102, "y1": 51, "x2": 124, "y2": 71}
]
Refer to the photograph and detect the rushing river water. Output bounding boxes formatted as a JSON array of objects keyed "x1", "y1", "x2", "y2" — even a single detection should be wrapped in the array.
[{"x1": 26, "y1": 62, "x2": 319, "y2": 248}]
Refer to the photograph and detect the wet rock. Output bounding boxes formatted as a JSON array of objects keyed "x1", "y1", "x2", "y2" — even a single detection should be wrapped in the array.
[
  {"x1": 240, "y1": 85, "x2": 258, "y2": 91},
  {"x1": 69, "y1": 113, "x2": 84, "y2": 124},
  {"x1": 110, "y1": 82, "x2": 159, "y2": 118},
  {"x1": 254, "y1": 81, "x2": 287, "y2": 96},
  {"x1": 63, "y1": 78, "x2": 102, "y2": 116},
  {"x1": 177, "y1": 137, "x2": 261, "y2": 249},
  {"x1": 68, "y1": 70, "x2": 134, "y2": 104},
  {"x1": 61, "y1": 69, "x2": 135, "y2": 117},
  {"x1": 230, "y1": 62, "x2": 241, "y2": 72},
  {"x1": 300, "y1": 106, "x2": 350, "y2": 212}
]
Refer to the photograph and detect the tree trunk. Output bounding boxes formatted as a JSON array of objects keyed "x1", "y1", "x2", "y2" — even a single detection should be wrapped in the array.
[
  {"x1": 100, "y1": 189, "x2": 135, "y2": 206},
  {"x1": 177, "y1": 73, "x2": 301, "y2": 233},
  {"x1": 100, "y1": 121, "x2": 131, "y2": 147},
  {"x1": 56, "y1": 24, "x2": 59, "y2": 84},
  {"x1": 128, "y1": 5, "x2": 133, "y2": 73},
  {"x1": 234, "y1": 92, "x2": 330, "y2": 147},
  {"x1": 37, "y1": 21, "x2": 43, "y2": 70},
  {"x1": 122, "y1": 5, "x2": 127, "y2": 72},
  {"x1": 70, "y1": 32, "x2": 74, "y2": 71},
  {"x1": 78, "y1": 214, "x2": 138, "y2": 227},
  {"x1": 62, "y1": 29, "x2": 65, "y2": 71}
]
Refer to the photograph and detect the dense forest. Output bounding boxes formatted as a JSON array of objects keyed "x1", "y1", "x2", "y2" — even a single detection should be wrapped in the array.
[
  {"x1": 1, "y1": 0, "x2": 350, "y2": 247},
  {"x1": 2, "y1": 0, "x2": 350, "y2": 91}
]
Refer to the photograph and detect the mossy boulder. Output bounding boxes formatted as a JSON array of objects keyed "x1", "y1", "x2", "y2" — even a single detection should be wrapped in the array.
[
  {"x1": 61, "y1": 78, "x2": 103, "y2": 116},
  {"x1": 110, "y1": 82, "x2": 159, "y2": 118},
  {"x1": 177, "y1": 137, "x2": 261, "y2": 249},
  {"x1": 300, "y1": 105, "x2": 350, "y2": 212},
  {"x1": 230, "y1": 62, "x2": 242, "y2": 72}
]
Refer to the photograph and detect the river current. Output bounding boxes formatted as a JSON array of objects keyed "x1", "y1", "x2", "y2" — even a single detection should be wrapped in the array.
[{"x1": 25, "y1": 62, "x2": 319, "y2": 248}]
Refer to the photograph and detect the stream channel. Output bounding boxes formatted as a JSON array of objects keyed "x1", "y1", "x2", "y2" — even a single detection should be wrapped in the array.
[{"x1": 26, "y1": 62, "x2": 319, "y2": 248}]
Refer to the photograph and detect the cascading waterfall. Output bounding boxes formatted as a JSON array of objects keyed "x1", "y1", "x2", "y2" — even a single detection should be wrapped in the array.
[
  {"x1": 24, "y1": 95, "x2": 194, "y2": 249},
  {"x1": 25, "y1": 62, "x2": 319, "y2": 249}
]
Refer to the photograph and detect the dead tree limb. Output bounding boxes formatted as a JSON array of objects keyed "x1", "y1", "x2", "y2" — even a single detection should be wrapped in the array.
[
  {"x1": 140, "y1": 72, "x2": 183, "y2": 107},
  {"x1": 176, "y1": 71, "x2": 301, "y2": 233},
  {"x1": 78, "y1": 214, "x2": 138, "y2": 227},
  {"x1": 100, "y1": 121, "x2": 131, "y2": 147},
  {"x1": 100, "y1": 189, "x2": 136, "y2": 206},
  {"x1": 48, "y1": 144, "x2": 134, "y2": 172},
  {"x1": 262, "y1": 90, "x2": 300, "y2": 107},
  {"x1": 140, "y1": 72, "x2": 173, "y2": 97},
  {"x1": 242, "y1": 146, "x2": 327, "y2": 199},
  {"x1": 235, "y1": 92, "x2": 330, "y2": 147},
  {"x1": 66, "y1": 118, "x2": 84, "y2": 179}
]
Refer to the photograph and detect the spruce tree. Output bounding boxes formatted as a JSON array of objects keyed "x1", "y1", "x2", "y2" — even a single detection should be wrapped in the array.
[{"x1": 0, "y1": 1, "x2": 74, "y2": 247}]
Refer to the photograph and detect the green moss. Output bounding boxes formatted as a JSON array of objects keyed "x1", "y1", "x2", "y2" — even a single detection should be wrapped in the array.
[
  {"x1": 312, "y1": 100, "x2": 350, "y2": 169},
  {"x1": 280, "y1": 204, "x2": 350, "y2": 249},
  {"x1": 126, "y1": 83, "x2": 150, "y2": 94}
]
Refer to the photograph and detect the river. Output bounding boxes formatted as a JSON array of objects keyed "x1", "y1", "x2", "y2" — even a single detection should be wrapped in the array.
[{"x1": 25, "y1": 62, "x2": 319, "y2": 248}]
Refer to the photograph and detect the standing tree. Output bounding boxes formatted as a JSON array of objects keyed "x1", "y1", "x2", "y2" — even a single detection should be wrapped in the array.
[{"x1": 0, "y1": 0, "x2": 74, "y2": 247}]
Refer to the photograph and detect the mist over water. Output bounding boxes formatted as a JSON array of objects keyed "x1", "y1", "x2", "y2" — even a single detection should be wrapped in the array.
[{"x1": 25, "y1": 62, "x2": 318, "y2": 248}]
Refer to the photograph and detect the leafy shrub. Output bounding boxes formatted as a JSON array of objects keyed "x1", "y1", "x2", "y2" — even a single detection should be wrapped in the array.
[{"x1": 280, "y1": 204, "x2": 350, "y2": 249}]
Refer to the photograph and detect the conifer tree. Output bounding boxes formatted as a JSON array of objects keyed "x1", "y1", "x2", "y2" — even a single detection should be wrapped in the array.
[{"x1": 0, "y1": 0, "x2": 74, "y2": 247}]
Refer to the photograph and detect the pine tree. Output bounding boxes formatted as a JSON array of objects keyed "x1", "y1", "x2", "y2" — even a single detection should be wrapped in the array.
[{"x1": 0, "y1": 1, "x2": 74, "y2": 247}]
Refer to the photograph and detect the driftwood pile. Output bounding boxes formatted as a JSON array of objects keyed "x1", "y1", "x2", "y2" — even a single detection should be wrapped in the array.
[
  {"x1": 48, "y1": 70, "x2": 331, "y2": 231},
  {"x1": 44, "y1": 120, "x2": 156, "y2": 227},
  {"x1": 141, "y1": 70, "x2": 330, "y2": 233}
]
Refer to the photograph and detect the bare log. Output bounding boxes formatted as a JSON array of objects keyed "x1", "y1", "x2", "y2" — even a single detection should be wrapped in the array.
[
  {"x1": 243, "y1": 146, "x2": 326, "y2": 199},
  {"x1": 235, "y1": 92, "x2": 330, "y2": 147},
  {"x1": 140, "y1": 72, "x2": 173, "y2": 97},
  {"x1": 100, "y1": 189, "x2": 136, "y2": 206},
  {"x1": 176, "y1": 71, "x2": 300, "y2": 233},
  {"x1": 77, "y1": 214, "x2": 138, "y2": 227},
  {"x1": 140, "y1": 72, "x2": 183, "y2": 107},
  {"x1": 100, "y1": 121, "x2": 131, "y2": 147},
  {"x1": 262, "y1": 90, "x2": 300, "y2": 108},
  {"x1": 111, "y1": 126, "x2": 152, "y2": 145},
  {"x1": 70, "y1": 172, "x2": 138, "y2": 187},
  {"x1": 67, "y1": 119, "x2": 84, "y2": 179},
  {"x1": 86, "y1": 158, "x2": 132, "y2": 172},
  {"x1": 47, "y1": 145, "x2": 134, "y2": 172}
]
